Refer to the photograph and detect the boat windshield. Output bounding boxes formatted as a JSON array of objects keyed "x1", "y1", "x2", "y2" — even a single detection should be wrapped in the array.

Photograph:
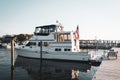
[{"x1": 34, "y1": 25, "x2": 56, "y2": 36}]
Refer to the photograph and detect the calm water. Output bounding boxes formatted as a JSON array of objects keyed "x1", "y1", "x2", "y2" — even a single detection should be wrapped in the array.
[{"x1": 0, "y1": 48, "x2": 100, "y2": 80}]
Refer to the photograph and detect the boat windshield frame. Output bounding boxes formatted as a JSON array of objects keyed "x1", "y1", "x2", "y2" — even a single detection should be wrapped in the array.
[{"x1": 34, "y1": 25, "x2": 57, "y2": 36}]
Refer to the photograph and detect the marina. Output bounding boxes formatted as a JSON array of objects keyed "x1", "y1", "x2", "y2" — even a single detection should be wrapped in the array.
[
  {"x1": 1, "y1": 39, "x2": 120, "y2": 80},
  {"x1": 0, "y1": 24, "x2": 120, "y2": 80},
  {"x1": 1, "y1": 0, "x2": 120, "y2": 80}
]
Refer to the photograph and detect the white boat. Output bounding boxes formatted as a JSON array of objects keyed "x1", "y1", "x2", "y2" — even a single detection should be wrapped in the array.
[{"x1": 15, "y1": 24, "x2": 101, "y2": 62}]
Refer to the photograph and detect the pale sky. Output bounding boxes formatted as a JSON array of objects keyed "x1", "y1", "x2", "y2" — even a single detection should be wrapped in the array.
[{"x1": 0, "y1": 0, "x2": 120, "y2": 40}]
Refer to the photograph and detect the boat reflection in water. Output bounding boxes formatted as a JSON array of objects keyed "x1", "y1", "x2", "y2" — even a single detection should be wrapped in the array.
[{"x1": 14, "y1": 56, "x2": 99, "y2": 80}]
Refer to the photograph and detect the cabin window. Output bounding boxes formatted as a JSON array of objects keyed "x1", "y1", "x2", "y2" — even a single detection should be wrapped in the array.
[
  {"x1": 55, "y1": 48, "x2": 61, "y2": 51},
  {"x1": 64, "y1": 48, "x2": 71, "y2": 51},
  {"x1": 49, "y1": 28, "x2": 54, "y2": 32},
  {"x1": 40, "y1": 28, "x2": 49, "y2": 35},
  {"x1": 38, "y1": 42, "x2": 49, "y2": 46},
  {"x1": 44, "y1": 42, "x2": 49, "y2": 46},
  {"x1": 54, "y1": 33, "x2": 71, "y2": 42},
  {"x1": 34, "y1": 28, "x2": 49, "y2": 35},
  {"x1": 38, "y1": 42, "x2": 42, "y2": 46},
  {"x1": 34, "y1": 25, "x2": 56, "y2": 36},
  {"x1": 58, "y1": 34, "x2": 64, "y2": 42},
  {"x1": 64, "y1": 34, "x2": 70, "y2": 41},
  {"x1": 26, "y1": 42, "x2": 36, "y2": 46},
  {"x1": 68, "y1": 49, "x2": 71, "y2": 51}
]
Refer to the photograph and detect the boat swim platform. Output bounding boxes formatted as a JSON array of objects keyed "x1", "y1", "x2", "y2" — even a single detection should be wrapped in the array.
[{"x1": 92, "y1": 48, "x2": 120, "y2": 80}]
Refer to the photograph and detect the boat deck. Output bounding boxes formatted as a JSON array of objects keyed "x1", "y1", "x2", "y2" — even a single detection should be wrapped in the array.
[{"x1": 92, "y1": 48, "x2": 120, "y2": 80}]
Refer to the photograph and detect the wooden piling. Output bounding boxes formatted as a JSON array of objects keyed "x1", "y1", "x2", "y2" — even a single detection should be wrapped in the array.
[
  {"x1": 39, "y1": 41, "x2": 43, "y2": 79},
  {"x1": 11, "y1": 39, "x2": 14, "y2": 67},
  {"x1": 40, "y1": 41, "x2": 42, "y2": 61},
  {"x1": 11, "y1": 65, "x2": 14, "y2": 80}
]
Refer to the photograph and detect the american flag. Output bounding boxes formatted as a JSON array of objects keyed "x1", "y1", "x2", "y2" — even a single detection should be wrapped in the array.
[{"x1": 75, "y1": 25, "x2": 79, "y2": 40}]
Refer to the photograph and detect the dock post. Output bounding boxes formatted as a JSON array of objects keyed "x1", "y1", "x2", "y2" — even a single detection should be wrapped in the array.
[
  {"x1": 40, "y1": 41, "x2": 42, "y2": 62},
  {"x1": 11, "y1": 64, "x2": 14, "y2": 80},
  {"x1": 39, "y1": 41, "x2": 43, "y2": 79},
  {"x1": 11, "y1": 39, "x2": 14, "y2": 68}
]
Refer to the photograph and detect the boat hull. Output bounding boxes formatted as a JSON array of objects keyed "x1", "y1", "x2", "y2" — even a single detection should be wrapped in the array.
[{"x1": 15, "y1": 49, "x2": 91, "y2": 62}]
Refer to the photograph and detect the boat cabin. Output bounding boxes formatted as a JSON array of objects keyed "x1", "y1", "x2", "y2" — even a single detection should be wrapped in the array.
[{"x1": 20, "y1": 24, "x2": 80, "y2": 52}]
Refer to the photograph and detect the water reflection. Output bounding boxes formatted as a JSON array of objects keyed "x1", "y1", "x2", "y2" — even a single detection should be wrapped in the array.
[
  {"x1": 11, "y1": 66, "x2": 14, "y2": 80},
  {"x1": 13, "y1": 56, "x2": 97, "y2": 80}
]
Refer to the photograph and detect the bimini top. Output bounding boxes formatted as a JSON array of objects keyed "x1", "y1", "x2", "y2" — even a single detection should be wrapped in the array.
[{"x1": 34, "y1": 24, "x2": 57, "y2": 36}]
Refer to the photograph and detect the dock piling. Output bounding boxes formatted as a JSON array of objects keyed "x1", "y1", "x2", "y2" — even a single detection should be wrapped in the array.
[
  {"x1": 11, "y1": 39, "x2": 14, "y2": 67},
  {"x1": 40, "y1": 41, "x2": 42, "y2": 62}
]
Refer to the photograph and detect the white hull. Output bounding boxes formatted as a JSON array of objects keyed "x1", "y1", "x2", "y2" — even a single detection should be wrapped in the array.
[{"x1": 15, "y1": 49, "x2": 91, "y2": 62}]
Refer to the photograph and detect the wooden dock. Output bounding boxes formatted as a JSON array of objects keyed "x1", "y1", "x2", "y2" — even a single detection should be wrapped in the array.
[{"x1": 92, "y1": 48, "x2": 120, "y2": 80}]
